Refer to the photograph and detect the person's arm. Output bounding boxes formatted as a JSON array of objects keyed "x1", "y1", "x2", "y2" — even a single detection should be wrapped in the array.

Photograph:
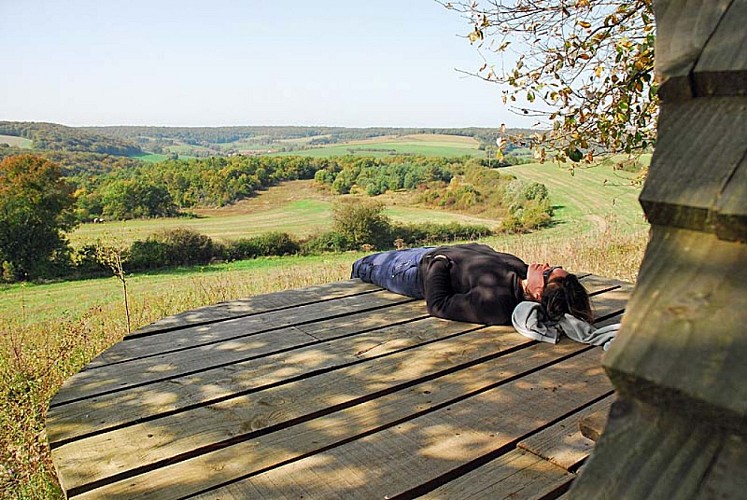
[{"x1": 423, "y1": 257, "x2": 515, "y2": 325}]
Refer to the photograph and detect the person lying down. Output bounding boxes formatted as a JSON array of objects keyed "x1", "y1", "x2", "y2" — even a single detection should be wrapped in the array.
[{"x1": 351, "y1": 243, "x2": 619, "y2": 350}]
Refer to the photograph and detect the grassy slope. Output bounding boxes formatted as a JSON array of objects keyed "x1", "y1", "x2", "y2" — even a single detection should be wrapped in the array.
[
  {"x1": 269, "y1": 133, "x2": 483, "y2": 158},
  {"x1": 504, "y1": 158, "x2": 648, "y2": 235},
  {"x1": 68, "y1": 180, "x2": 500, "y2": 248},
  {"x1": 0, "y1": 135, "x2": 34, "y2": 148}
]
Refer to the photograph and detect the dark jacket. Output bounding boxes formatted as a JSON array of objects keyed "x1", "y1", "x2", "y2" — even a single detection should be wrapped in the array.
[{"x1": 420, "y1": 243, "x2": 528, "y2": 325}]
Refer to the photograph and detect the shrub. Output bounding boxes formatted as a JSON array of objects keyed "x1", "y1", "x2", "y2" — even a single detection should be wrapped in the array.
[
  {"x1": 126, "y1": 228, "x2": 220, "y2": 270},
  {"x1": 226, "y1": 232, "x2": 300, "y2": 260},
  {"x1": 392, "y1": 222, "x2": 493, "y2": 246},
  {"x1": 300, "y1": 231, "x2": 354, "y2": 254},
  {"x1": 71, "y1": 244, "x2": 110, "y2": 277},
  {"x1": 332, "y1": 199, "x2": 392, "y2": 250}
]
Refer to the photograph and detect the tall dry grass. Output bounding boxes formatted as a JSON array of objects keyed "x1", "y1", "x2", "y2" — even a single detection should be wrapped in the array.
[{"x1": 0, "y1": 226, "x2": 648, "y2": 498}]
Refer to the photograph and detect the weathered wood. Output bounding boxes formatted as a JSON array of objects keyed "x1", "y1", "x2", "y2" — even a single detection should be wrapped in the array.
[
  {"x1": 638, "y1": 98, "x2": 747, "y2": 238},
  {"x1": 47, "y1": 275, "x2": 631, "y2": 498},
  {"x1": 569, "y1": 398, "x2": 727, "y2": 499},
  {"x1": 126, "y1": 278, "x2": 379, "y2": 337},
  {"x1": 76, "y1": 339, "x2": 596, "y2": 499},
  {"x1": 652, "y1": 0, "x2": 733, "y2": 100},
  {"x1": 187, "y1": 350, "x2": 610, "y2": 500},
  {"x1": 46, "y1": 310, "x2": 469, "y2": 446},
  {"x1": 697, "y1": 433, "x2": 747, "y2": 498},
  {"x1": 50, "y1": 292, "x2": 419, "y2": 406},
  {"x1": 49, "y1": 278, "x2": 625, "y2": 447},
  {"x1": 417, "y1": 449, "x2": 575, "y2": 500},
  {"x1": 603, "y1": 226, "x2": 747, "y2": 431},
  {"x1": 54, "y1": 289, "x2": 413, "y2": 403},
  {"x1": 578, "y1": 406, "x2": 610, "y2": 443},
  {"x1": 518, "y1": 395, "x2": 615, "y2": 471},
  {"x1": 714, "y1": 154, "x2": 747, "y2": 242},
  {"x1": 52, "y1": 325, "x2": 527, "y2": 494},
  {"x1": 693, "y1": 0, "x2": 747, "y2": 97}
]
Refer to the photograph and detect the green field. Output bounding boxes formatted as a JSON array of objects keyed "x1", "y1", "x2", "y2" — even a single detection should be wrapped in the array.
[
  {"x1": 68, "y1": 185, "x2": 499, "y2": 248},
  {"x1": 0, "y1": 134, "x2": 33, "y2": 148},
  {"x1": 505, "y1": 156, "x2": 649, "y2": 236},
  {"x1": 270, "y1": 134, "x2": 483, "y2": 158},
  {"x1": 130, "y1": 152, "x2": 170, "y2": 163}
]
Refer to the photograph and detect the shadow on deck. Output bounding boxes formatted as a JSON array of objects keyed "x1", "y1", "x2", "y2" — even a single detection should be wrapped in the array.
[{"x1": 46, "y1": 274, "x2": 632, "y2": 499}]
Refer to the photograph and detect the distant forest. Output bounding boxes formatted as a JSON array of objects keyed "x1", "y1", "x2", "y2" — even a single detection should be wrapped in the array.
[
  {"x1": 0, "y1": 121, "x2": 142, "y2": 156},
  {"x1": 82, "y1": 124, "x2": 536, "y2": 147},
  {"x1": 0, "y1": 121, "x2": 537, "y2": 161}
]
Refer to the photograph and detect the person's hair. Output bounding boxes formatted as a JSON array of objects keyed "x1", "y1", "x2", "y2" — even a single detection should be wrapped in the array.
[{"x1": 541, "y1": 274, "x2": 593, "y2": 323}]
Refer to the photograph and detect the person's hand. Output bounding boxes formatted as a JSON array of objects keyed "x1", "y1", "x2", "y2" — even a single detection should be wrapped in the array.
[
  {"x1": 525, "y1": 263, "x2": 551, "y2": 301},
  {"x1": 431, "y1": 254, "x2": 452, "y2": 268}
]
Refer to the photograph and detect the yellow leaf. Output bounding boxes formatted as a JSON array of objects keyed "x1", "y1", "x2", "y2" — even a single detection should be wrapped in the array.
[
  {"x1": 578, "y1": 20, "x2": 591, "y2": 29},
  {"x1": 595, "y1": 66, "x2": 604, "y2": 77},
  {"x1": 468, "y1": 29, "x2": 483, "y2": 43}
]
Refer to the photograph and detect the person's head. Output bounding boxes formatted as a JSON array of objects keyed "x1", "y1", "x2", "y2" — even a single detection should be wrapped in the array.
[
  {"x1": 525, "y1": 263, "x2": 593, "y2": 322},
  {"x1": 541, "y1": 272, "x2": 593, "y2": 323}
]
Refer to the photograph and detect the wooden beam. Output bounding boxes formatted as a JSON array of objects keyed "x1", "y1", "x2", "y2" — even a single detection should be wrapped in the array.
[
  {"x1": 604, "y1": 225, "x2": 747, "y2": 432},
  {"x1": 639, "y1": 97, "x2": 747, "y2": 239},
  {"x1": 693, "y1": 0, "x2": 747, "y2": 97},
  {"x1": 569, "y1": 398, "x2": 729, "y2": 498},
  {"x1": 714, "y1": 154, "x2": 747, "y2": 242},
  {"x1": 653, "y1": 0, "x2": 733, "y2": 100}
]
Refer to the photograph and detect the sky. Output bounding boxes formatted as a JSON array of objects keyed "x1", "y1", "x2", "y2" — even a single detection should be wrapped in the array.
[{"x1": 0, "y1": 0, "x2": 533, "y2": 129}]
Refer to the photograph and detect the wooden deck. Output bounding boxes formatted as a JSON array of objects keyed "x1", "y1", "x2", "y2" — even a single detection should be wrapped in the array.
[{"x1": 47, "y1": 274, "x2": 632, "y2": 499}]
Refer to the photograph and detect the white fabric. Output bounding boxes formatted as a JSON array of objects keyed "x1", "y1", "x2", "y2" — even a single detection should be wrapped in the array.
[{"x1": 511, "y1": 301, "x2": 620, "y2": 351}]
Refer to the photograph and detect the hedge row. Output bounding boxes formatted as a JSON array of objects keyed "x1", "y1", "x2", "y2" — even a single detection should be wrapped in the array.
[{"x1": 71, "y1": 222, "x2": 494, "y2": 276}]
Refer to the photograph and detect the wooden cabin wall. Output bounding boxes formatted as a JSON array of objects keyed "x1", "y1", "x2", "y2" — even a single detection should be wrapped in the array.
[{"x1": 569, "y1": 0, "x2": 746, "y2": 498}]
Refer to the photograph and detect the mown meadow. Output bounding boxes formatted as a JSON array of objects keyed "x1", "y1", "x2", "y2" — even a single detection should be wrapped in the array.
[{"x1": 0, "y1": 155, "x2": 649, "y2": 498}]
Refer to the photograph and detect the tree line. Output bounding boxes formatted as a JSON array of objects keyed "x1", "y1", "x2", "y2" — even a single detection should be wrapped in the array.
[
  {"x1": 0, "y1": 153, "x2": 552, "y2": 282},
  {"x1": 0, "y1": 121, "x2": 142, "y2": 156},
  {"x1": 83, "y1": 124, "x2": 536, "y2": 148}
]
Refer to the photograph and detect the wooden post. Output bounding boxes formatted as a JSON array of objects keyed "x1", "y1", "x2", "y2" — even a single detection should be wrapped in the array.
[{"x1": 569, "y1": 1, "x2": 747, "y2": 498}]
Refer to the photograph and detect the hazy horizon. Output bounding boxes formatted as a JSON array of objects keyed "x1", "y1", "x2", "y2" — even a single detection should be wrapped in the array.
[{"x1": 0, "y1": 1, "x2": 535, "y2": 130}]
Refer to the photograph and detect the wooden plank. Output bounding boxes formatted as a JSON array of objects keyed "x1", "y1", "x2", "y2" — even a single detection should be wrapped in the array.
[
  {"x1": 49, "y1": 281, "x2": 628, "y2": 445},
  {"x1": 639, "y1": 98, "x2": 747, "y2": 234},
  {"x1": 652, "y1": 0, "x2": 732, "y2": 101},
  {"x1": 577, "y1": 274, "x2": 622, "y2": 295},
  {"x1": 76, "y1": 339, "x2": 594, "y2": 499},
  {"x1": 87, "y1": 273, "x2": 610, "y2": 370},
  {"x1": 579, "y1": 406, "x2": 611, "y2": 443},
  {"x1": 588, "y1": 286, "x2": 630, "y2": 321},
  {"x1": 518, "y1": 395, "x2": 615, "y2": 471},
  {"x1": 693, "y1": 0, "x2": 747, "y2": 97},
  {"x1": 187, "y1": 349, "x2": 611, "y2": 500},
  {"x1": 127, "y1": 278, "x2": 380, "y2": 337},
  {"x1": 71, "y1": 291, "x2": 413, "y2": 374},
  {"x1": 568, "y1": 398, "x2": 726, "y2": 499},
  {"x1": 604, "y1": 225, "x2": 747, "y2": 432},
  {"x1": 52, "y1": 324, "x2": 534, "y2": 495},
  {"x1": 421, "y1": 449, "x2": 574, "y2": 500},
  {"x1": 49, "y1": 293, "x2": 420, "y2": 407},
  {"x1": 46, "y1": 308, "x2": 467, "y2": 445}
]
